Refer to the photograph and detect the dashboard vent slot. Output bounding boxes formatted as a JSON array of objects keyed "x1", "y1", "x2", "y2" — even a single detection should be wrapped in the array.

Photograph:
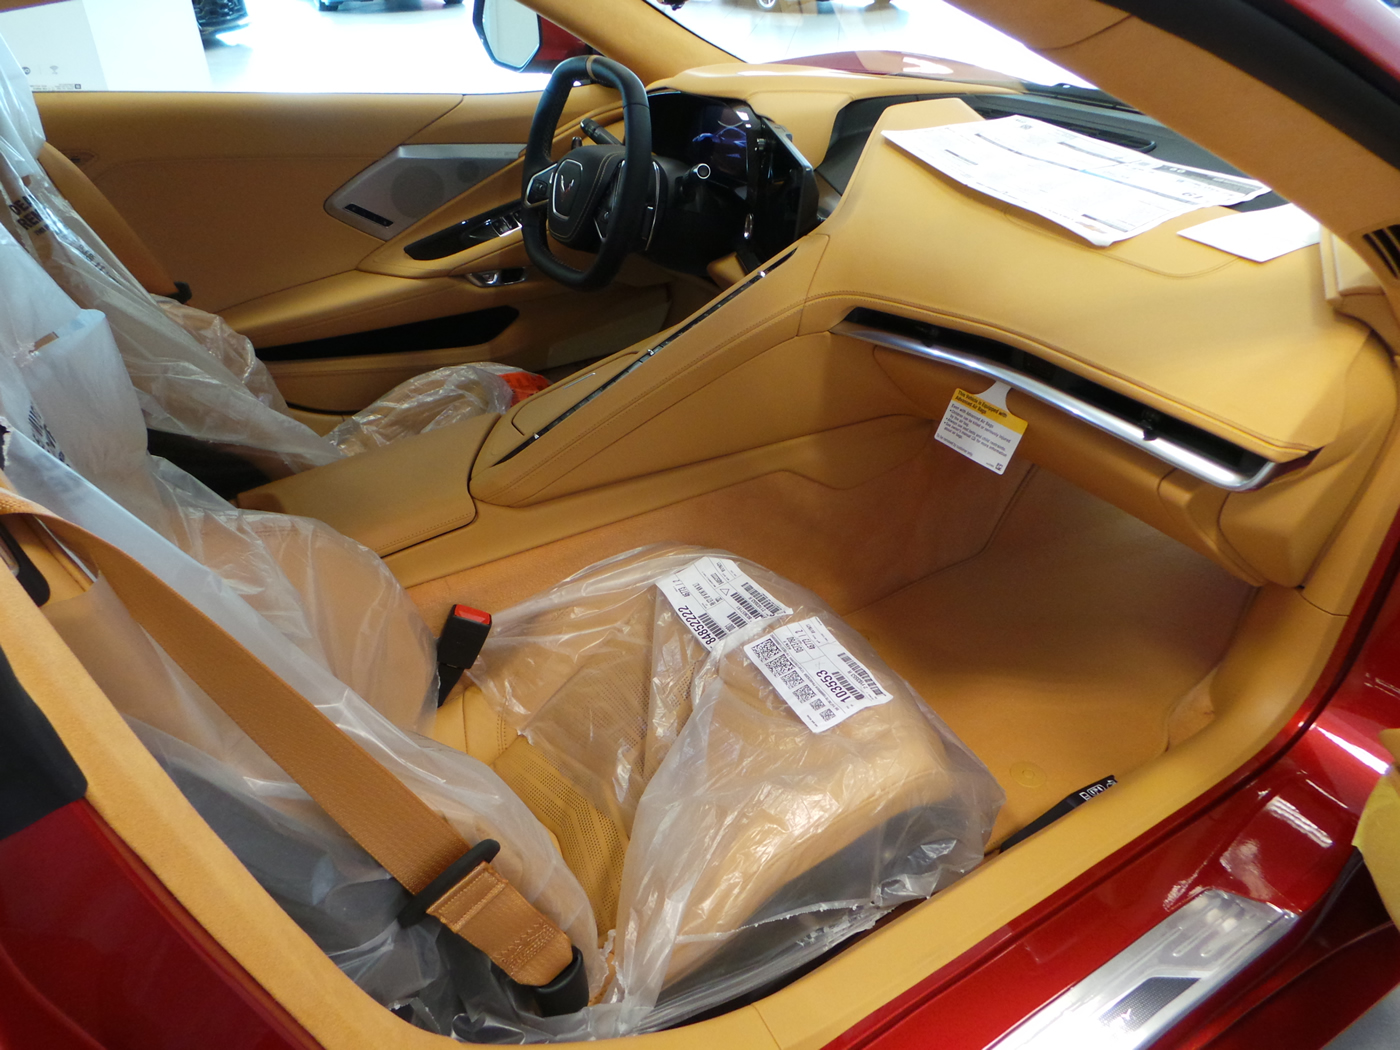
[
  {"x1": 1363, "y1": 226, "x2": 1400, "y2": 278},
  {"x1": 834, "y1": 308, "x2": 1292, "y2": 492}
]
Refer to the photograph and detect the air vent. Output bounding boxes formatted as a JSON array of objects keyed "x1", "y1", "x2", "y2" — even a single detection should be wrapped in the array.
[{"x1": 1363, "y1": 226, "x2": 1400, "y2": 278}]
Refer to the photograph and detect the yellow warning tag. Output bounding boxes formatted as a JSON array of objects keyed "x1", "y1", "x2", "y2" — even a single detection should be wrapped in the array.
[{"x1": 935, "y1": 381, "x2": 1027, "y2": 475}]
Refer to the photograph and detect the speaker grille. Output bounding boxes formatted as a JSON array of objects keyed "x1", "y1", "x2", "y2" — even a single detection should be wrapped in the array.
[{"x1": 389, "y1": 166, "x2": 447, "y2": 221}]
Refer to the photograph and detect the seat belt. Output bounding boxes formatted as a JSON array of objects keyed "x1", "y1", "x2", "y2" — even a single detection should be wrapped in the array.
[{"x1": 0, "y1": 489, "x2": 587, "y2": 1012}]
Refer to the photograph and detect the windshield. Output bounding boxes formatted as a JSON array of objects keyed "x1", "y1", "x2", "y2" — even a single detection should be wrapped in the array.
[{"x1": 645, "y1": 0, "x2": 1093, "y2": 87}]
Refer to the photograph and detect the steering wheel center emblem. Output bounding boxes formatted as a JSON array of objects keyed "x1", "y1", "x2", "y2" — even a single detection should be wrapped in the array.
[{"x1": 552, "y1": 158, "x2": 586, "y2": 217}]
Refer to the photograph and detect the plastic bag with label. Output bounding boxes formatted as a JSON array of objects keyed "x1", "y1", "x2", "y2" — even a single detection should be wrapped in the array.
[{"x1": 470, "y1": 544, "x2": 1005, "y2": 1036}]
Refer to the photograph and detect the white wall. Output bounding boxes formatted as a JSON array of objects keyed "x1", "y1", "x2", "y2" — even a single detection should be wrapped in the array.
[{"x1": 0, "y1": 0, "x2": 210, "y2": 92}]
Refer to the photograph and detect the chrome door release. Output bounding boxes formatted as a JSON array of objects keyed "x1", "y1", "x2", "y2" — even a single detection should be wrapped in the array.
[{"x1": 464, "y1": 267, "x2": 528, "y2": 288}]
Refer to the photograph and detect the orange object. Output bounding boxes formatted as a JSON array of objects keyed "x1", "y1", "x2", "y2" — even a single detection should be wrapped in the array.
[{"x1": 499, "y1": 370, "x2": 552, "y2": 404}]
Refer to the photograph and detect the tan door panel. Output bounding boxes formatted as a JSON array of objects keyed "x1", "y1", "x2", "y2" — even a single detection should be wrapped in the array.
[
  {"x1": 37, "y1": 87, "x2": 679, "y2": 411},
  {"x1": 34, "y1": 87, "x2": 637, "y2": 313},
  {"x1": 35, "y1": 92, "x2": 465, "y2": 312}
]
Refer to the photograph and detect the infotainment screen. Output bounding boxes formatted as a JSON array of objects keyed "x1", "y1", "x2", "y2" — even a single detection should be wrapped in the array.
[{"x1": 685, "y1": 103, "x2": 750, "y2": 180}]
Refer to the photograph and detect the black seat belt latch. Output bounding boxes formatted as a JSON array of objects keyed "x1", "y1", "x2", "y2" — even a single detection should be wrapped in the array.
[{"x1": 436, "y1": 604, "x2": 491, "y2": 706}]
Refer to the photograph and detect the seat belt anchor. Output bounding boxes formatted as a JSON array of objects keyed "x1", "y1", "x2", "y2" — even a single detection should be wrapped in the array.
[{"x1": 533, "y1": 945, "x2": 588, "y2": 1017}]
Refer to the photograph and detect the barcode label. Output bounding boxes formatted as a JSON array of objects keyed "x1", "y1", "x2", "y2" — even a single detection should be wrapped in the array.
[
  {"x1": 837, "y1": 652, "x2": 881, "y2": 695},
  {"x1": 744, "y1": 617, "x2": 893, "y2": 732},
  {"x1": 741, "y1": 582, "x2": 785, "y2": 616},
  {"x1": 657, "y1": 556, "x2": 793, "y2": 651}
]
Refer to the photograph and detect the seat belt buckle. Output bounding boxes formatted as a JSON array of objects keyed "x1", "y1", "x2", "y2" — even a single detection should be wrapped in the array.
[{"x1": 436, "y1": 604, "x2": 491, "y2": 706}]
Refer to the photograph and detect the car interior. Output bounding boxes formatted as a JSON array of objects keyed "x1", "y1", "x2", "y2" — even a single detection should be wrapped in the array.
[{"x1": 6, "y1": 0, "x2": 1400, "y2": 1046}]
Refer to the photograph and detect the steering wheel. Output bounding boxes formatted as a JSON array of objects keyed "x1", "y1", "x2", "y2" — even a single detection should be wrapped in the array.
[{"x1": 521, "y1": 56, "x2": 653, "y2": 292}]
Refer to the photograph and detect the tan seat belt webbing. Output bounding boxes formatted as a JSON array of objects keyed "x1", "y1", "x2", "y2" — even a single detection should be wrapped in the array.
[{"x1": 0, "y1": 490, "x2": 574, "y2": 989}]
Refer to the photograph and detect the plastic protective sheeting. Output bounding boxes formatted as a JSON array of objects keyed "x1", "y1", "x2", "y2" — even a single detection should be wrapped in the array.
[
  {"x1": 471, "y1": 545, "x2": 1005, "y2": 1036},
  {"x1": 0, "y1": 29, "x2": 41, "y2": 168},
  {"x1": 328, "y1": 363, "x2": 518, "y2": 457},
  {"x1": 0, "y1": 210, "x2": 600, "y2": 1036},
  {"x1": 0, "y1": 45, "x2": 338, "y2": 478},
  {"x1": 0, "y1": 224, "x2": 437, "y2": 730},
  {"x1": 5, "y1": 430, "x2": 604, "y2": 1029},
  {"x1": 157, "y1": 296, "x2": 295, "y2": 415}
]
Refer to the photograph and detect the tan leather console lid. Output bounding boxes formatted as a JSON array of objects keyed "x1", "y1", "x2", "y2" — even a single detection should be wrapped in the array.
[{"x1": 238, "y1": 413, "x2": 497, "y2": 555}]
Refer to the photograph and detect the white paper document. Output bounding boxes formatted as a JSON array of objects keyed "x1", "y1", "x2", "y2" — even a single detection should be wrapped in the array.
[
  {"x1": 1177, "y1": 203, "x2": 1321, "y2": 262},
  {"x1": 657, "y1": 556, "x2": 791, "y2": 651},
  {"x1": 884, "y1": 115, "x2": 1270, "y2": 246},
  {"x1": 745, "y1": 617, "x2": 893, "y2": 732}
]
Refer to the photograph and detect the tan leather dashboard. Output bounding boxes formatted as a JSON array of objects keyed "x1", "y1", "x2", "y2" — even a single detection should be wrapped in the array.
[
  {"x1": 803, "y1": 97, "x2": 1370, "y2": 460},
  {"x1": 235, "y1": 61, "x2": 1397, "y2": 599}
]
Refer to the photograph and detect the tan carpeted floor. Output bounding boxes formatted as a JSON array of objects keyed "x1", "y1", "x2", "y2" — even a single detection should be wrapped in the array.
[{"x1": 846, "y1": 468, "x2": 1254, "y2": 842}]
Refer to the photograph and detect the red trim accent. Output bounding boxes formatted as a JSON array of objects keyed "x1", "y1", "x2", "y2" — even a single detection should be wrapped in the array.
[
  {"x1": 535, "y1": 18, "x2": 590, "y2": 67},
  {"x1": 1281, "y1": 0, "x2": 1400, "y2": 83},
  {"x1": 451, "y1": 604, "x2": 492, "y2": 626}
]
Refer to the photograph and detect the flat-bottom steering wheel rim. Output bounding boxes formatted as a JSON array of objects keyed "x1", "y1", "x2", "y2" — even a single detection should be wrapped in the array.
[{"x1": 520, "y1": 56, "x2": 652, "y2": 292}]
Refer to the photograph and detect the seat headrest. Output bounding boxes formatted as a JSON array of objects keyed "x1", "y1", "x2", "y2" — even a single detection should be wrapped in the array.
[{"x1": 0, "y1": 32, "x2": 45, "y2": 173}]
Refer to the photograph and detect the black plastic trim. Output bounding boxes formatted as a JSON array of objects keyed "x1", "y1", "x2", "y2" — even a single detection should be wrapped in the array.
[
  {"x1": 256, "y1": 306, "x2": 519, "y2": 362},
  {"x1": 0, "y1": 641, "x2": 87, "y2": 841},
  {"x1": 146, "y1": 430, "x2": 273, "y2": 499},
  {"x1": 405, "y1": 202, "x2": 522, "y2": 261},
  {"x1": 0, "y1": 522, "x2": 51, "y2": 607}
]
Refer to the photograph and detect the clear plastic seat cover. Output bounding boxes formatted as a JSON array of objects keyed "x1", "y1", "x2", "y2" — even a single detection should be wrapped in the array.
[
  {"x1": 0, "y1": 33, "x2": 532, "y2": 473},
  {"x1": 0, "y1": 224, "x2": 604, "y2": 1034}
]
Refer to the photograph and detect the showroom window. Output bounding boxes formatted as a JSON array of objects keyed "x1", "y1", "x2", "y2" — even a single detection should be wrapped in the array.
[{"x1": 0, "y1": 0, "x2": 551, "y2": 93}]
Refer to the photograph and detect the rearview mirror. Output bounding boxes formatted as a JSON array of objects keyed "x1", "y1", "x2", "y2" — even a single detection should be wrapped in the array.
[{"x1": 472, "y1": 0, "x2": 589, "y2": 73}]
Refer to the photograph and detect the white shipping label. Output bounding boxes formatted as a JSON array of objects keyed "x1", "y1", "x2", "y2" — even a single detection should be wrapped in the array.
[
  {"x1": 744, "y1": 617, "x2": 893, "y2": 732},
  {"x1": 657, "y1": 556, "x2": 792, "y2": 651},
  {"x1": 935, "y1": 382, "x2": 1026, "y2": 475}
]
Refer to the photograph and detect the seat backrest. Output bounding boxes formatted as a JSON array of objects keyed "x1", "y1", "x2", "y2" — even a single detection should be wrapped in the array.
[{"x1": 0, "y1": 33, "x2": 339, "y2": 476}]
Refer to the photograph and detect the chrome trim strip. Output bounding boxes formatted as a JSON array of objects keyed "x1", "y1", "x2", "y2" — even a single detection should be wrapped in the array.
[
  {"x1": 995, "y1": 890, "x2": 1296, "y2": 1050},
  {"x1": 832, "y1": 320, "x2": 1282, "y2": 492}
]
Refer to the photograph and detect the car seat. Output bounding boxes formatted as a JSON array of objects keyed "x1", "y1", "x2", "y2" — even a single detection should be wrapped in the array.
[
  {"x1": 0, "y1": 37, "x2": 1003, "y2": 1043},
  {"x1": 0, "y1": 214, "x2": 1002, "y2": 1036},
  {"x1": 0, "y1": 35, "x2": 538, "y2": 494}
]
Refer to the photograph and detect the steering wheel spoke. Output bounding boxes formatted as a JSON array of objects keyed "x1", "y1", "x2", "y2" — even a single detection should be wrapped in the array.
[{"x1": 524, "y1": 163, "x2": 557, "y2": 209}]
